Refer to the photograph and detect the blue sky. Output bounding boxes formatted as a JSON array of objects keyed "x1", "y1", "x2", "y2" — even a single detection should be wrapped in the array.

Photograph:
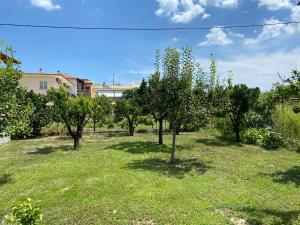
[{"x1": 0, "y1": 0, "x2": 300, "y2": 90}]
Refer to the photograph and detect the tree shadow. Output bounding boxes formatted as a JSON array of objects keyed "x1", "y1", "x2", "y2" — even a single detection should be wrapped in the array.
[
  {"x1": 271, "y1": 166, "x2": 300, "y2": 187},
  {"x1": 196, "y1": 137, "x2": 243, "y2": 147},
  {"x1": 106, "y1": 141, "x2": 169, "y2": 154},
  {"x1": 236, "y1": 207, "x2": 300, "y2": 225},
  {"x1": 0, "y1": 173, "x2": 12, "y2": 186},
  {"x1": 125, "y1": 158, "x2": 212, "y2": 178},
  {"x1": 26, "y1": 145, "x2": 74, "y2": 155}
]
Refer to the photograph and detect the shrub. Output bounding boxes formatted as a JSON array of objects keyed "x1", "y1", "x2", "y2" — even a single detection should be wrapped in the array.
[
  {"x1": 272, "y1": 104, "x2": 300, "y2": 144},
  {"x1": 261, "y1": 131, "x2": 284, "y2": 150},
  {"x1": 216, "y1": 117, "x2": 235, "y2": 140},
  {"x1": 4, "y1": 198, "x2": 43, "y2": 225},
  {"x1": 241, "y1": 128, "x2": 268, "y2": 145},
  {"x1": 242, "y1": 128, "x2": 259, "y2": 144}
]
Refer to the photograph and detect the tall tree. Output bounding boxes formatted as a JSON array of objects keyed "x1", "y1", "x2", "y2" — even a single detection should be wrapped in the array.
[
  {"x1": 48, "y1": 87, "x2": 93, "y2": 149},
  {"x1": 162, "y1": 47, "x2": 193, "y2": 163},
  {"x1": 147, "y1": 71, "x2": 169, "y2": 144},
  {"x1": 144, "y1": 51, "x2": 170, "y2": 144}
]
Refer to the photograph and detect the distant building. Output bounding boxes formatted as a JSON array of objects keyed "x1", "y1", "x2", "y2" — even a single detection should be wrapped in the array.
[
  {"x1": 94, "y1": 82, "x2": 140, "y2": 102},
  {"x1": 20, "y1": 69, "x2": 94, "y2": 97}
]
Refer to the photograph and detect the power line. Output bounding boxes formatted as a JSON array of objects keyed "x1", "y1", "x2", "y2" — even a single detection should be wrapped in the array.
[{"x1": 0, "y1": 21, "x2": 299, "y2": 31}]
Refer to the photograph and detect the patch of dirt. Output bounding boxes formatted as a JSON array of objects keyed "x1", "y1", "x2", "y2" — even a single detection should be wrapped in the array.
[{"x1": 134, "y1": 219, "x2": 155, "y2": 225}]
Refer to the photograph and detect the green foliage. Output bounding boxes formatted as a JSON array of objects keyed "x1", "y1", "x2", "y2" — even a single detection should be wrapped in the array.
[
  {"x1": 272, "y1": 104, "x2": 300, "y2": 144},
  {"x1": 4, "y1": 198, "x2": 42, "y2": 225},
  {"x1": 114, "y1": 89, "x2": 143, "y2": 136},
  {"x1": 261, "y1": 130, "x2": 284, "y2": 150},
  {"x1": 24, "y1": 91, "x2": 51, "y2": 137},
  {"x1": 293, "y1": 104, "x2": 300, "y2": 114},
  {"x1": 91, "y1": 95, "x2": 112, "y2": 132},
  {"x1": 48, "y1": 87, "x2": 93, "y2": 148},
  {"x1": 241, "y1": 128, "x2": 267, "y2": 145},
  {"x1": 137, "y1": 115, "x2": 155, "y2": 128},
  {"x1": 0, "y1": 46, "x2": 32, "y2": 138},
  {"x1": 216, "y1": 117, "x2": 235, "y2": 139},
  {"x1": 223, "y1": 83, "x2": 260, "y2": 142}
]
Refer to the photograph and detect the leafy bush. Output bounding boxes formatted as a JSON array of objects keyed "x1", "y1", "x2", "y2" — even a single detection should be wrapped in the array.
[
  {"x1": 4, "y1": 198, "x2": 43, "y2": 225},
  {"x1": 241, "y1": 128, "x2": 266, "y2": 145},
  {"x1": 261, "y1": 131, "x2": 284, "y2": 150},
  {"x1": 272, "y1": 104, "x2": 300, "y2": 144},
  {"x1": 216, "y1": 117, "x2": 235, "y2": 140}
]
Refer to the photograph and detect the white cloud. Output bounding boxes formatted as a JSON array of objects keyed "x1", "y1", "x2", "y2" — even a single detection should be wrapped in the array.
[
  {"x1": 155, "y1": 0, "x2": 237, "y2": 23},
  {"x1": 30, "y1": 0, "x2": 61, "y2": 11},
  {"x1": 258, "y1": 0, "x2": 292, "y2": 10},
  {"x1": 155, "y1": 0, "x2": 179, "y2": 16},
  {"x1": 172, "y1": 1, "x2": 205, "y2": 23},
  {"x1": 196, "y1": 48, "x2": 300, "y2": 90},
  {"x1": 210, "y1": 0, "x2": 238, "y2": 8},
  {"x1": 202, "y1": 13, "x2": 210, "y2": 19},
  {"x1": 291, "y1": 7, "x2": 300, "y2": 21},
  {"x1": 172, "y1": 37, "x2": 179, "y2": 42},
  {"x1": 198, "y1": 27, "x2": 233, "y2": 46},
  {"x1": 244, "y1": 18, "x2": 296, "y2": 45}
]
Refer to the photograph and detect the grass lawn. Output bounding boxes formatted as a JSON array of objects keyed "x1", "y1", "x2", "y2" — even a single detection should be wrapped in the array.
[{"x1": 0, "y1": 130, "x2": 299, "y2": 225}]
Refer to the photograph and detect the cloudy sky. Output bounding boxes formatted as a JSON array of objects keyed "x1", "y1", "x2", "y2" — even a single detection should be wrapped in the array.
[{"x1": 0, "y1": 0, "x2": 300, "y2": 90}]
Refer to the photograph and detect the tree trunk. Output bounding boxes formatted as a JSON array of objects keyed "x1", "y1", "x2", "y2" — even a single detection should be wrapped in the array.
[
  {"x1": 158, "y1": 119, "x2": 163, "y2": 145},
  {"x1": 56, "y1": 122, "x2": 59, "y2": 134},
  {"x1": 129, "y1": 126, "x2": 135, "y2": 136},
  {"x1": 73, "y1": 135, "x2": 80, "y2": 149},
  {"x1": 170, "y1": 128, "x2": 176, "y2": 164},
  {"x1": 176, "y1": 126, "x2": 180, "y2": 135},
  {"x1": 128, "y1": 120, "x2": 134, "y2": 136}
]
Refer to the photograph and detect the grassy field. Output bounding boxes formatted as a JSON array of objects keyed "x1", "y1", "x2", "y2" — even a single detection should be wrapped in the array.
[{"x1": 0, "y1": 130, "x2": 299, "y2": 225}]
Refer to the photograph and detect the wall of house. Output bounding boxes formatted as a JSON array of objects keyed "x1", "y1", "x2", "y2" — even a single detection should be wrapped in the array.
[
  {"x1": 20, "y1": 75, "x2": 58, "y2": 95},
  {"x1": 20, "y1": 74, "x2": 74, "y2": 95}
]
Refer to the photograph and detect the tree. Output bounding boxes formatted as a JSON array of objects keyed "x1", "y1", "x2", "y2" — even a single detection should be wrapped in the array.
[
  {"x1": 25, "y1": 91, "x2": 51, "y2": 137},
  {"x1": 144, "y1": 51, "x2": 171, "y2": 144},
  {"x1": 146, "y1": 72, "x2": 169, "y2": 144},
  {"x1": 223, "y1": 82, "x2": 260, "y2": 142},
  {"x1": 114, "y1": 89, "x2": 142, "y2": 136},
  {"x1": 161, "y1": 47, "x2": 193, "y2": 163},
  {"x1": 48, "y1": 87, "x2": 93, "y2": 149},
  {"x1": 91, "y1": 95, "x2": 112, "y2": 133},
  {"x1": 0, "y1": 45, "x2": 33, "y2": 139}
]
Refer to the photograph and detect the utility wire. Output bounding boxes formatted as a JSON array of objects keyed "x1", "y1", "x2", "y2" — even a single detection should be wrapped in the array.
[{"x1": 0, "y1": 21, "x2": 299, "y2": 31}]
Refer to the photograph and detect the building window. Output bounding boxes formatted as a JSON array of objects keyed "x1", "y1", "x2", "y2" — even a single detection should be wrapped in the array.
[{"x1": 39, "y1": 81, "x2": 48, "y2": 90}]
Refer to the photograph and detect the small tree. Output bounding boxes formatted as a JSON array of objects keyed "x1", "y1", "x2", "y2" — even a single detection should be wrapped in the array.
[
  {"x1": 48, "y1": 87, "x2": 93, "y2": 149},
  {"x1": 25, "y1": 90, "x2": 51, "y2": 137},
  {"x1": 223, "y1": 82, "x2": 260, "y2": 142},
  {"x1": 91, "y1": 95, "x2": 112, "y2": 133},
  {"x1": 114, "y1": 89, "x2": 142, "y2": 136}
]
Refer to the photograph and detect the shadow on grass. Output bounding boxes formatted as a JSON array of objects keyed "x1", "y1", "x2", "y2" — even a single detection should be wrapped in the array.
[
  {"x1": 271, "y1": 166, "x2": 300, "y2": 187},
  {"x1": 0, "y1": 174, "x2": 12, "y2": 186},
  {"x1": 107, "y1": 141, "x2": 169, "y2": 154},
  {"x1": 125, "y1": 158, "x2": 212, "y2": 178},
  {"x1": 196, "y1": 137, "x2": 243, "y2": 148},
  {"x1": 236, "y1": 207, "x2": 300, "y2": 225},
  {"x1": 26, "y1": 145, "x2": 74, "y2": 155}
]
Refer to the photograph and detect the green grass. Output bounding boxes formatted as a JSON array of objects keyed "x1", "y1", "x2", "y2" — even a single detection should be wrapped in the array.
[{"x1": 0, "y1": 130, "x2": 299, "y2": 225}]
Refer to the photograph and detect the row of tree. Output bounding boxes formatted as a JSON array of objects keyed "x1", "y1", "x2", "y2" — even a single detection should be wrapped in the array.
[{"x1": 1, "y1": 45, "x2": 299, "y2": 163}]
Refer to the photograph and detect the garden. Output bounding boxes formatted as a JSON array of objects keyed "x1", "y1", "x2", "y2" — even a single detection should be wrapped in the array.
[{"x1": 0, "y1": 45, "x2": 299, "y2": 225}]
